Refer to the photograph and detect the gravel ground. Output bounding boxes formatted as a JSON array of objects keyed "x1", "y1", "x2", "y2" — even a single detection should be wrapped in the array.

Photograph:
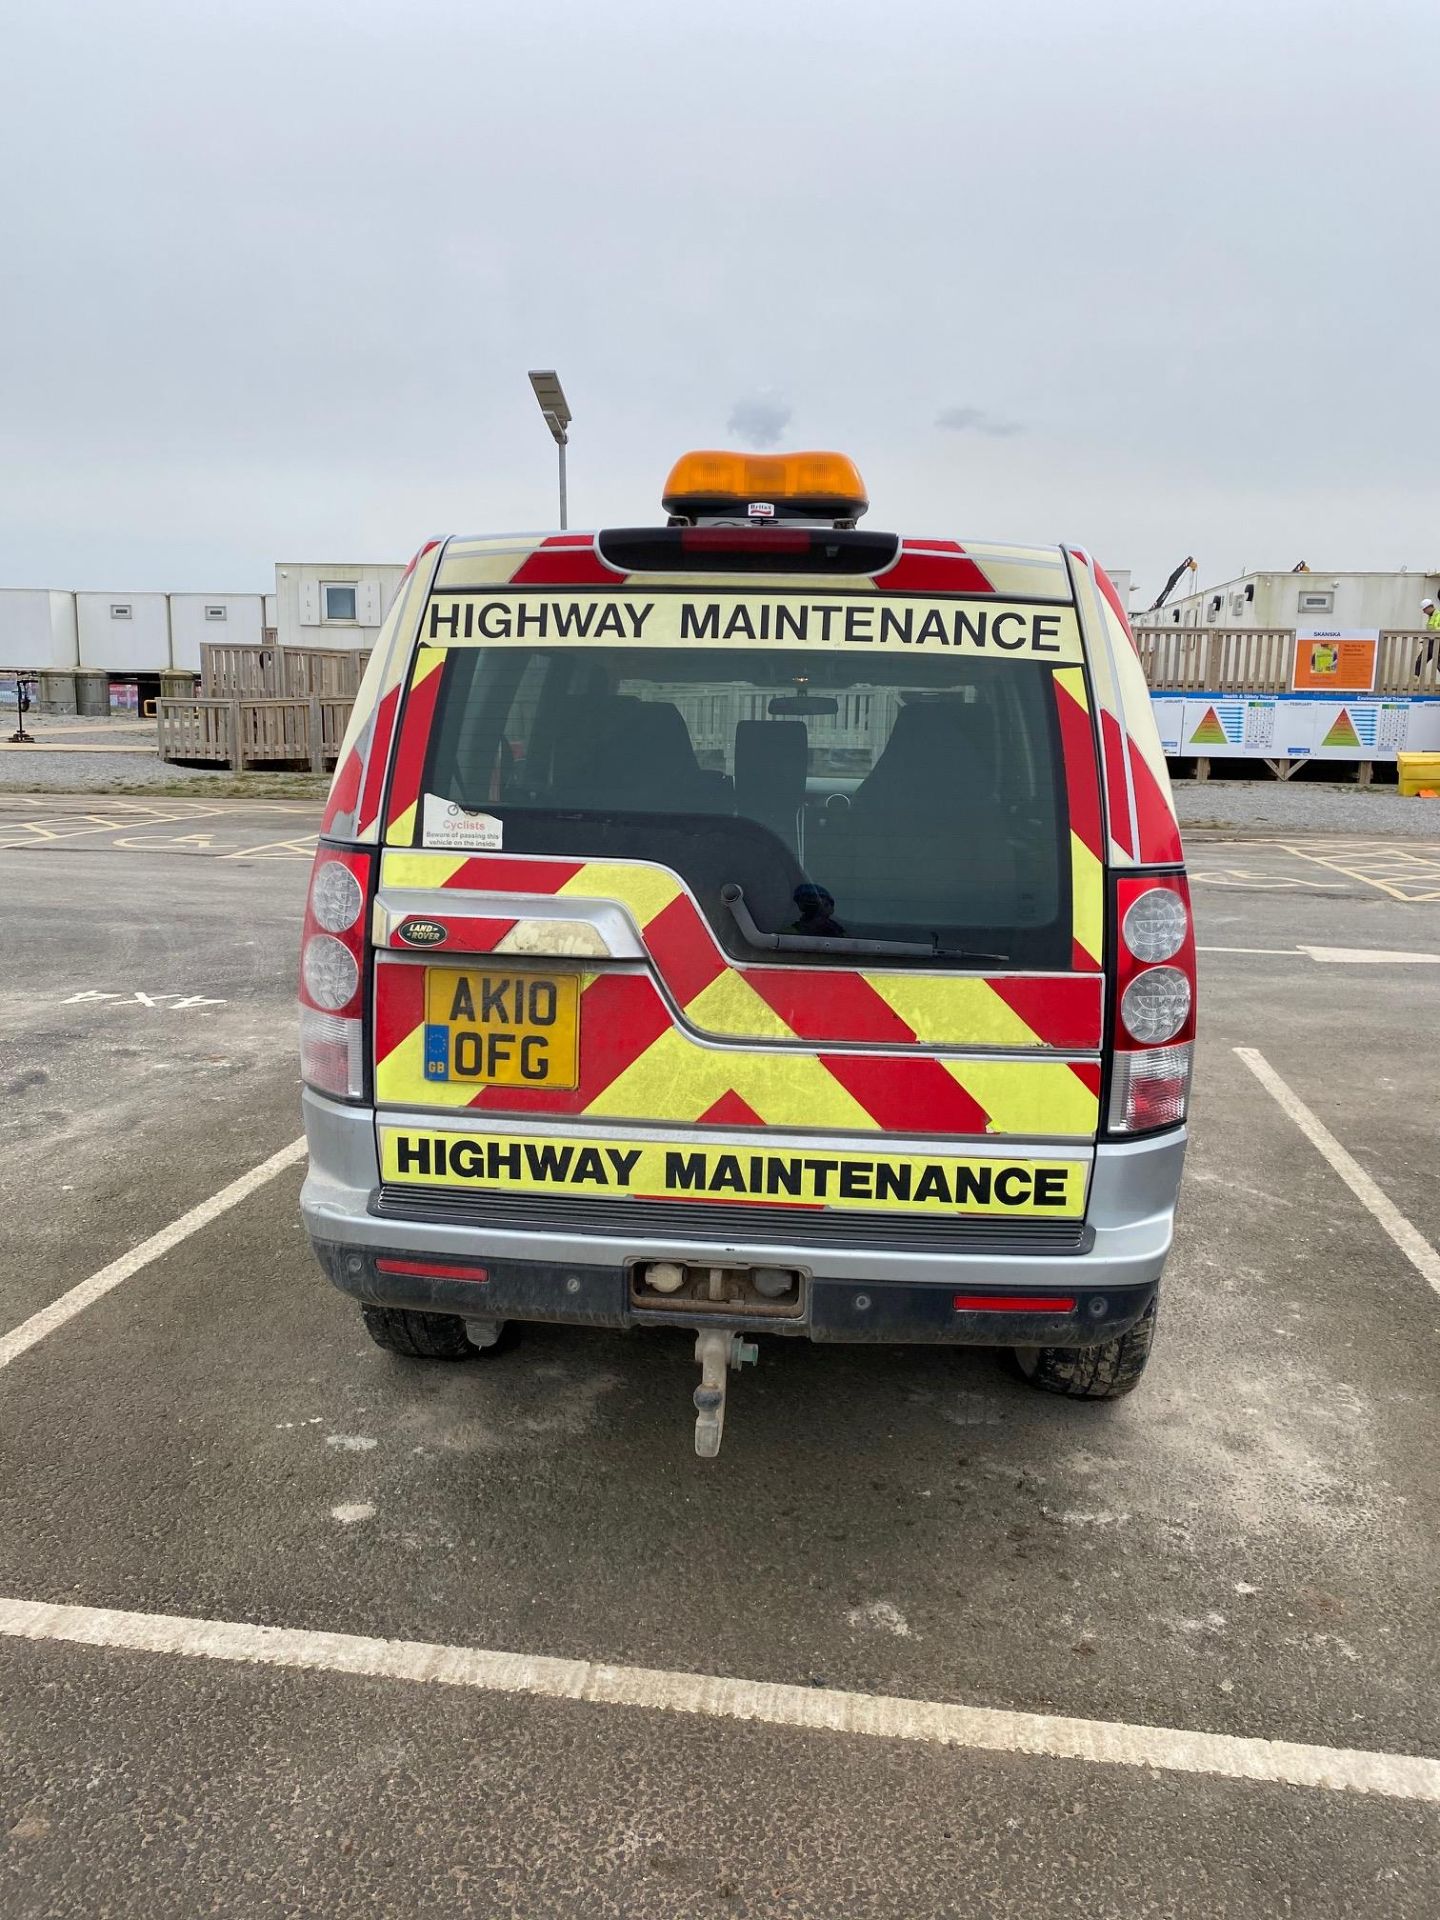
[
  {"x1": 0, "y1": 718, "x2": 327, "y2": 798},
  {"x1": 0, "y1": 753, "x2": 328, "y2": 796},
  {"x1": 0, "y1": 751, "x2": 224, "y2": 791},
  {"x1": 1173, "y1": 779, "x2": 1440, "y2": 839}
]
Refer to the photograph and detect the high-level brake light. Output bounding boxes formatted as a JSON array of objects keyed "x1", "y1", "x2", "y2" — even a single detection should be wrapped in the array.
[{"x1": 662, "y1": 450, "x2": 868, "y2": 522}]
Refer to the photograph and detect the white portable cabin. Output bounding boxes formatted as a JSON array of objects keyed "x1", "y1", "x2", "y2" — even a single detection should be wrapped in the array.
[
  {"x1": 1138, "y1": 568, "x2": 1440, "y2": 632},
  {"x1": 273, "y1": 563, "x2": 405, "y2": 651},
  {"x1": 169, "y1": 593, "x2": 266, "y2": 672},
  {"x1": 0, "y1": 590, "x2": 80, "y2": 671},
  {"x1": 76, "y1": 592, "x2": 171, "y2": 673}
]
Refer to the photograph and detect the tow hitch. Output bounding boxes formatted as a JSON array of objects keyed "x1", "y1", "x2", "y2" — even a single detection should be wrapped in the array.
[{"x1": 692, "y1": 1330, "x2": 758, "y2": 1458}]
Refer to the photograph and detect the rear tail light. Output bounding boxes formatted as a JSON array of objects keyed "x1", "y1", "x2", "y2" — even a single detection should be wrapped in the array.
[
  {"x1": 300, "y1": 847, "x2": 372, "y2": 1100},
  {"x1": 1109, "y1": 1043, "x2": 1192, "y2": 1133},
  {"x1": 1121, "y1": 886, "x2": 1189, "y2": 963},
  {"x1": 309, "y1": 860, "x2": 364, "y2": 933},
  {"x1": 302, "y1": 934, "x2": 361, "y2": 1010},
  {"x1": 299, "y1": 1007, "x2": 364, "y2": 1099},
  {"x1": 1119, "y1": 965, "x2": 1192, "y2": 1045},
  {"x1": 1108, "y1": 873, "x2": 1195, "y2": 1135}
]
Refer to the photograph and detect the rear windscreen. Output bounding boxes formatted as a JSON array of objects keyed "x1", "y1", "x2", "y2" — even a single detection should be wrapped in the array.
[{"x1": 421, "y1": 646, "x2": 1073, "y2": 969}]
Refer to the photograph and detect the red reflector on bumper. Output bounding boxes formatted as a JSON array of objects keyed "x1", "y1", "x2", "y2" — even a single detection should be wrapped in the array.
[
  {"x1": 376, "y1": 1258, "x2": 489, "y2": 1283},
  {"x1": 953, "y1": 1293, "x2": 1076, "y2": 1313}
]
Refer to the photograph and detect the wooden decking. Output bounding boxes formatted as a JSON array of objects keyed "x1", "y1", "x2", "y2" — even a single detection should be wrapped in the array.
[
  {"x1": 157, "y1": 643, "x2": 370, "y2": 770},
  {"x1": 156, "y1": 694, "x2": 355, "y2": 771}
]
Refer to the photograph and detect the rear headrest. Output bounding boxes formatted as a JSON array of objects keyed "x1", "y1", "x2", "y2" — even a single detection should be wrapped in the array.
[
  {"x1": 734, "y1": 719, "x2": 809, "y2": 795},
  {"x1": 850, "y1": 698, "x2": 998, "y2": 818},
  {"x1": 547, "y1": 695, "x2": 706, "y2": 809}
]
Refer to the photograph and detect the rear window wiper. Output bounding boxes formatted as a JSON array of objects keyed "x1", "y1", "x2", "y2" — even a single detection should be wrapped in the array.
[{"x1": 721, "y1": 885, "x2": 1008, "y2": 966}]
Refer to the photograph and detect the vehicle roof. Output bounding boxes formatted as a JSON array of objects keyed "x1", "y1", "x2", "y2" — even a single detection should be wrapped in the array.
[{"x1": 429, "y1": 532, "x2": 1081, "y2": 604}]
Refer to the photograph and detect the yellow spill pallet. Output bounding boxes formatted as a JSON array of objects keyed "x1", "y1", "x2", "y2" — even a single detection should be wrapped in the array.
[{"x1": 1396, "y1": 751, "x2": 1440, "y2": 797}]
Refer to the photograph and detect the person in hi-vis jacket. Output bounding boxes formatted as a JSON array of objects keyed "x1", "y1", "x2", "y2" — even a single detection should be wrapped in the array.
[{"x1": 1416, "y1": 598, "x2": 1440, "y2": 674}]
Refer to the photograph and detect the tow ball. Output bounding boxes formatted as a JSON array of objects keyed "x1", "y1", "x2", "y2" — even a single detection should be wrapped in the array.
[{"x1": 692, "y1": 1330, "x2": 758, "y2": 1458}]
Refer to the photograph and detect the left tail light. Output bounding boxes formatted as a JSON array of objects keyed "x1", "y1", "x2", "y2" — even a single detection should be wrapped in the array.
[
  {"x1": 299, "y1": 847, "x2": 372, "y2": 1099},
  {"x1": 1107, "y1": 873, "x2": 1196, "y2": 1134}
]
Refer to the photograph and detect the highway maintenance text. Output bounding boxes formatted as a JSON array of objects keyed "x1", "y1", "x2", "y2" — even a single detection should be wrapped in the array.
[{"x1": 380, "y1": 1130, "x2": 1088, "y2": 1216}]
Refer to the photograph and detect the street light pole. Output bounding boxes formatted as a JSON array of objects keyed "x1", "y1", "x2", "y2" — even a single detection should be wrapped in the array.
[
  {"x1": 528, "y1": 370, "x2": 573, "y2": 530},
  {"x1": 554, "y1": 421, "x2": 568, "y2": 531}
]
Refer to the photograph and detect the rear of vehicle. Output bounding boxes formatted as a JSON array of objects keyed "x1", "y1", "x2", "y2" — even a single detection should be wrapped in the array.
[{"x1": 299, "y1": 454, "x2": 1193, "y2": 1454}]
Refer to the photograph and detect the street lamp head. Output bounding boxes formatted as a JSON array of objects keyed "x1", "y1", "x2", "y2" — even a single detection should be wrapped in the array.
[{"x1": 528, "y1": 369, "x2": 572, "y2": 438}]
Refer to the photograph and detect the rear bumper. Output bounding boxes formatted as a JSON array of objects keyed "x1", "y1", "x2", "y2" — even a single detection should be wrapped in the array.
[{"x1": 300, "y1": 1092, "x2": 1186, "y2": 1347}]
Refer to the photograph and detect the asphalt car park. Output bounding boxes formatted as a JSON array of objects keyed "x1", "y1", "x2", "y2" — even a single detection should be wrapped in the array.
[{"x1": 1, "y1": 797, "x2": 1437, "y2": 1916}]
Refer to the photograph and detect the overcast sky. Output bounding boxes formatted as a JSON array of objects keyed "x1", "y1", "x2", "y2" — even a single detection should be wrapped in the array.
[{"x1": 3, "y1": 0, "x2": 1436, "y2": 603}]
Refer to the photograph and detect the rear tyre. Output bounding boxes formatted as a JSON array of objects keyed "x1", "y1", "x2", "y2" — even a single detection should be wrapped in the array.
[
  {"x1": 1012, "y1": 1297, "x2": 1156, "y2": 1401},
  {"x1": 361, "y1": 1305, "x2": 480, "y2": 1361}
]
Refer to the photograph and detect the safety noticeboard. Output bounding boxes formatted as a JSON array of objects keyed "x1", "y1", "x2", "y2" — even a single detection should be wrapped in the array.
[
  {"x1": 1292, "y1": 628, "x2": 1378, "y2": 693},
  {"x1": 1150, "y1": 693, "x2": 1440, "y2": 762}
]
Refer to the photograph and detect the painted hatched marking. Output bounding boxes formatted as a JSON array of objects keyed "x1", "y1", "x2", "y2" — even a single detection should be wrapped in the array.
[
  {"x1": 446, "y1": 856, "x2": 582, "y2": 892},
  {"x1": 865, "y1": 975, "x2": 1043, "y2": 1050},
  {"x1": 945, "y1": 1057, "x2": 1098, "y2": 1136},
  {"x1": 1101, "y1": 708, "x2": 1135, "y2": 857},
  {"x1": 356, "y1": 681, "x2": 402, "y2": 839},
  {"x1": 382, "y1": 851, "x2": 1095, "y2": 1050},
  {"x1": 383, "y1": 851, "x2": 469, "y2": 890},
  {"x1": 748, "y1": 970, "x2": 918, "y2": 1047},
  {"x1": 383, "y1": 649, "x2": 447, "y2": 844},
  {"x1": 1128, "y1": 734, "x2": 1184, "y2": 864},
  {"x1": 1052, "y1": 669, "x2": 1105, "y2": 971},
  {"x1": 684, "y1": 969, "x2": 795, "y2": 1041},
  {"x1": 321, "y1": 750, "x2": 362, "y2": 838},
  {"x1": 508, "y1": 538, "x2": 624, "y2": 587},
  {"x1": 556, "y1": 861, "x2": 683, "y2": 928},
  {"x1": 818, "y1": 1053, "x2": 991, "y2": 1136},
  {"x1": 1070, "y1": 834, "x2": 1105, "y2": 971},
  {"x1": 582, "y1": 1028, "x2": 877, "y2": 1132},
  {"x1": 641, "y1": 893, "x2": 729, "y2": 1006},
  {"x1": 469, "y1": 975, "x2": 673, "y2": 1118}
]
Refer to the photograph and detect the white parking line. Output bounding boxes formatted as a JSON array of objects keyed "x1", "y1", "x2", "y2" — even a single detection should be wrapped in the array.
[
  {"x1": 1299, "y1": 945, "x2": 1440, "y2": 965},
  {"x1": 1235, "y1": 1048, "x2": 1440, "y2": 1297},
  {"x1": 1199, "y1": 946, "x2": 1440, "y2": 963},
  {"x1": 0, "y1": 1595, "x2": 1435, "y2": 1803},
  {"x1": 0, "y1": 1138, "x2": 308, "y2": 1370}
]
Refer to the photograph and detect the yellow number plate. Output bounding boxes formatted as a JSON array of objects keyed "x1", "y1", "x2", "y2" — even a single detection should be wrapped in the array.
[{"x1": 423, "y1": 969, "x2": 579, "y2": 1089}]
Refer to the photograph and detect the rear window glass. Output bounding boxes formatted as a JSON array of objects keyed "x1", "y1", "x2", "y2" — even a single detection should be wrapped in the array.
[{"x1": 422, "y1": 644, "x2": 1073, "y2": 968}]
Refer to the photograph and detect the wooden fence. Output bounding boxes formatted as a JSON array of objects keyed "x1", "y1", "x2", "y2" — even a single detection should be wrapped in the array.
[
  {"x1": 198, "y1": 642, "x2": 370, "y2": 700},
  {"x1": 157, "y1": 693, "x2": 352, "y2": 771},
  {"x1": 1135, "y1": 627, "x2": 1440, "y2": 697}
]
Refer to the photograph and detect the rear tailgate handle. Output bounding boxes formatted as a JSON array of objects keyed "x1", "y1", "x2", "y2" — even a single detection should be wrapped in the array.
[{"x1": 373, "y1": 891, "x2": 644, "y2": 959}]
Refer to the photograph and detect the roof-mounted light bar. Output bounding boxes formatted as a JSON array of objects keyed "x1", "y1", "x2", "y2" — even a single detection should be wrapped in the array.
[{"x1": 662, "y1": 450, "x2": 869, "y2": 526}]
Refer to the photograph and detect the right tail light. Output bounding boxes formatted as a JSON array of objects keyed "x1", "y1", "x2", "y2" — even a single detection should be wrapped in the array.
[
  {"x1": 1108, "y1": 875, "x2": 1196, "y2": 1133},
  {"x1": 299, "y1": 846, "x2": 372, "y2": 1100}
]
